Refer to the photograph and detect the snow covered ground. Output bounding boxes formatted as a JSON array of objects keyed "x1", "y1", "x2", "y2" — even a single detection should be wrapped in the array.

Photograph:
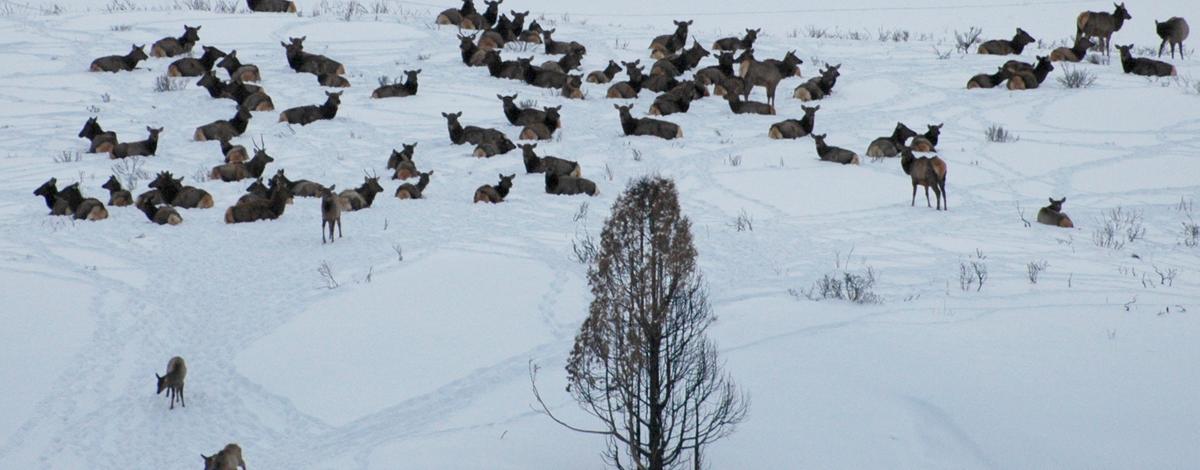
[{"x1": 1, "y1": 0, "x2": 1198, "y2": 468}]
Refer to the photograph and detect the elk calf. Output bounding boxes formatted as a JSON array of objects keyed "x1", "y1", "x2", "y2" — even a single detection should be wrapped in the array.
[
  {"x1": 90, "y1": 45, "x2": 147, "y2": 72},
  {"x1": 1037, "y1": 197, "x2": 1074, "y2": 227},
  {"x1": 910, "y1": 124, "x2": 943, "y2": 152},
  {"x1": 1156, "y1": 17, "x2": 1189, "y2": 58},
  {"x1": 202, "y1": 443, "x2": 246, "y2": 470},
  {"x1": 812, "y1": 134, "x2": 860, "y2": 165},
  {"x1": 111, "y1": 127, "x2": 163, "y2": 159},
  {"x1": 78, "y1": 117, "x2": 117, "y2": 154},
  {"x1": 900, "y1": 148, "x2": 948, "y2": 210},
  {"x1": 978, "y1": 28, "x2": 1035, "y2": 55},
  {"x1": 768, "y1": 105, "x2": 819, "y2": 139},
  {"x1": 151, "y1": 25, "x2": 200, "y2": 58},
  {"x1": 1116, "y1": 45, "x2": 1177, "y2": 77},
  {"x1": 321, "y1": 186, "x2": 342, "y2": 243},
  {"x1": 371, "y1": 70, "x2": 420, "y2": 98},
  {"x1": 866, "y1": 123, "x2": 918, "y2": 158},
  {"x1": 615, "y1": 104, "x2": 682, "y2": 140},
  {"x1": 395, "y1": 171, "x2": 434, "y2": 199},
  {"x1": 195, "y1": 108, "x2": 252, "y2": 141},
  {"x1": 473, "y1": 173, "x2": 514, "y2": 203},
  {"x1": 102, "y1": 175, "x2": 132, "y2": 206},
  {"x1": 156, "y1": 356, "x2": 187, "y2": 409},
  {"x1": 279, "y1": 91, "x2": 342, "y2": 125}
]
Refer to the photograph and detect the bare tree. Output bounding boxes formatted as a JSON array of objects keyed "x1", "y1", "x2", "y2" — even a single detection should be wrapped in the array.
[{"x1": 532, "y1": 176, "x2": 748, "y2": 470}]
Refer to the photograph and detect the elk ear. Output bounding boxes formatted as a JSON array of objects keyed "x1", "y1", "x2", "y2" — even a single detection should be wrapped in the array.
[
  {"x1": 814, "y1": 105, "x2": 821, "y2": 111},
  {"x1": 415, "y1": 69, "x2": 422, "y2": 74},
  {"x1": 1048, "y1": 197, "x2": 1055, "y2": 203},
  {"x1": 441, "y1": 112, "x2": 449, "y2": 118}
]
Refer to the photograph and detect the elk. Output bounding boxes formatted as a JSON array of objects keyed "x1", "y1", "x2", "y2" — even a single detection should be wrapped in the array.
[
  {"x1": 615, "y1": 104, "x2": 682, "y2": 139},
  {"x1": 196, "y1": 72, "x2": 274, "y2": 111},
  {"x1": 225, "y1": 180, "x2": 288, "y2": 223},
  {"x1": 586, "y1": 60, "x2": 622, "y2": 83},
  {"x1": 473, "y1": 173, "x2": 514, "y2": 203},
  {"x1": 33, "y1": 178, "x2": 69, "y2": 215},
  {"x1": 520, "y1": 143, "x2": 581, "y2": 176},
  {"x1": 900, "y1": 147, "x2": 948, "y2": 210},
  {"x1": 156, "y1": 356, "x2": 187, "y2": 409},
  {"x1": 149, "y1": 171, "x2": 214, "y2": 209},
  {"x1": 478, "y1": 27, "x2": 507, "y2": 51},
  {"x1": 1156, "y1": 17, "x2": 1189, "y2": 58},
  {"x1": 966, "y1": 66, "x2": 1012, "y2": 89},
  {"x1": 273, "y1": 169, "x2": 327, "y2": 197},
  {"x1": 527, "y1": 65, "x2": 574, "y2": 89},
  {"x1": 111, "y1": 127, "x2": 163, "y2": 159},
  {"x1": 387, "y1": 143, "x2": 418, "y2": 172},
  {"x1": 318, "y1": 73, "x2": 350, "y2": 88},
  {"x1": 1006, "y1": 56, "x2": 1055, "y2": 89},
  {"x1": 481, "y1": 0, "x2": 503, "y2": 28},
  {"x1": 237, "y1": 177, "x2": 269, "y2": 204},
  {"x1": 1077, "y1": 2, "x2": 1132, "y2": 56},
  {"x1": 279, "y1": 91, "x2": 342, "y2": 125},
  {"x1": 519, "y1": 106, "x2": 562, "y2": 141},
  {"x1": 394, "y1": 171, "x2": 434, "y2": 199},
  {"x1": 1037, "y1": 197, "x2": 1074, "y2": 227},
  {"x1": 215, "y1": 50, "x2": 261, "y2": 82},
  {"x1": 371, "y1": 70, "x2": 420, "y2": 98},
  {"x1": 282, "y1": 36, "x2": 346, "y2": 76},
  {"x1": 102, "y1": 175, "x2": 132, "y2": 206},
  {"x1": 910, "y1": 124, "x2": 944, "y2": 152},
  {"x1": 442, "y1": 111, "x2": 514, "y2": 155},
  {"x1": 459, "y1": 33, "x2": 489, "y2": 66},
  {"x1": 247, "y1": 0, "x2": 297, "y2": 12},
  {"x1": 167, "y1": 45, "x2": 225, "y2": 77},
  {"x1": 518, "y1": 18, "x2": 544, "y2": 43},
  {"x1": 48, "y1": 182, "x2": 109, "y2": 220},
  {"x1": 648, "y1": 81, "x2": 707, "y2": 115},
  {"x1": 540, "y1": 49, "x2": 584, "y2": 74},
  {"x1": 194, "y1": 107, "x2": 252, "y2": 141},
  {"x1": 649, "y1": 20, "x2": 692, "y2": 59},
  {"x1": 483, "y1": 51, "x2": 530, "y2": 80},
  {"x1": 713, "y1": 28, "x2": 759, "y2": 52},
  {"x1": 337, "y1": 174, "x2": 384, "y2": 211},
  {"x1": 211, "y1": 139, "x2": 273, "y2": 182},
  {"x1": 220, "y1": 138, "x2": 248, "y2": 163},
  {"x1": 695, "y1": 51, "x2": 735, "y2": 86},
  {"x1": 651, "y1": 40, "x2": 710, "y2": 78},
  {"x1": 78, "y1": 117, "x2": 117, "y2": 153},
  {"x1": 866, "y1": 123, "x2": 918, "y2": 158},
  {"x1": 724, "y1": 92, "x2": 774, "y2": 115},
  {"x1": 737, "y1": 49, "x2": 789, "y2": 106},
  {"x1": 545, "y1": 172, "x2": 597, "y2": 196},
  {"x1": 89, "y1": 44, "x2": 147, "y2": 72},
  {"x1": 321, "y1": 186, "x2": 342, "y2": 244},
  {"x1": 201, "y1": 443, "x2": 246, "y2": 470},
  {"x1": 151, "y1": 25, "x2": 200, "y2": 58},
  {"x1": 812, "y1": 133, "x2": 860, "y2": 165},
  {"x1": 137, "y1": 197, "x2": 182, "y2": 225},
  {"x1": 1116, "y1": 44, "x2": 1177, "y2": 77},
  {"x1": 768, "y1": 105, "x2": 819, "y2": 139},
  {"x1": 792, "y1": 63, "x2": 841, "y2": 101},
  {"x1": 1050, "y1": 37, "x2": 1096, "y2": 62},
  {"x1": 606, "y1": 60, "x2": 645, "y2": 98},
  {"x1": 542, "y1": 29, "x2": 586, "y2": 55},
  {"x1": 436, "y1": 0, "x2": 475, "y2": 27},
  {"x1": 561, "y1": 74, "x2": 584, "y2": 99},
  {"x1": 978, "y1": 28, "x2": 1036, "y2": 55}
]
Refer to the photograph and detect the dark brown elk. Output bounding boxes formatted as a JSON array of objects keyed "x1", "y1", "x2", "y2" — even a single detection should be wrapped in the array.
[
  {"x1": 1116, "y1": 44, "x2": 1177, "y2": 77},
  {"x1": 543, "y1": 29, "x2": 586, "y2": 55},
  {"x1": 477, "y1": 27, "x2": 507, "y2": 51},
  {"x1": 248, "y1": 0, "x2": 297, "y2": 12},
  {"x1": 966, "y1": 66, "x2": 1012, "y2": 89},
  {"x1": 337, "y1": 174, "x2": 384, "y2": 211},
  {"x1": 866, "y1": 123, "x2": 918, "y2": 158},
  {"x1": 649, "y1": 20, "x2": 692, "y2": 59},
  {"x1": 520, "y1": 143, "x2": 581, "y2": 176},
  {"x1": 167, "y1": 45, "x2": 225, "y2": 77},
  {"x1": 394, "y1": 171, "x2": 434, "y2": 199},
  {"x1": 220, "y1": 138, "x2": 248, "y2": 163},
  {"x1": 194, "y1": 107, "x2": 252, "y2": 141},
  {"x1": 1006, "y1": 56, "x2": 1055, "y2": 89},
  {"x1": 518, "y1": 18, "x2": 543, "y2": 43},
  {"x1": 196, "y1": 72, "x2": 274, "y2": 111},
  {"x1": 137, "y1": 197, "x2": 182, "y2": 225},
  {"x1": 648, "y1": 81, "x2": 707, "y2": 115},
  {"x1": 436, "y1": 0, "x2": 475, "y2": 27},
  {"x1": 651, "y1": 40, "x2": 710, "y2": 78},
  {"x1": 497, "y1": 93, "x2": 545, "y2": 125},
  {"x1": 1037, "y1": 197, "x2": 1074, "y2": 227},
  {"x1": 156, "y1": 356, "x2": 187, "y2": 409},
  {"x1": 211, "y1": 140, "x2": 273, "y2": 182},
  {"x1": 724, "y1": 92, "x2": 774, "y2": 115},
  {"x1": 483, "y1": 51, "x2": 531, "y2": 80},
  {"x1": 282, "y1": 36, "x2": 346, "y2": 76},
  {"x1": 459, "y1": 33, "x2": 489, "y2": 66},
  {"x1": 149, "y1": 171, "x2": 214, "y2": 209},
  {"x1": 202, "y1": 443, "x2": 246, "y2": 470},
  {"x1": 102, "y1": 175, "x2": 132, "y2": 206},
  {"x1": 1156, "y1": 17, "x2": 1189, "y2": 58},
  {"x1": 372, "y1": 70, "x2": 419, "y2": 98},
  {"x1": 540, "y1": 49, "x2": 584, "y2": 74},
  {"x1": 215, "y1": 50, "x2": 261, "y2": 82},
  {"x1": 273, "y1": 169, "x2": 327, "y2": 197},
  {"x1": 89, "y1": 45, "x2": 147, "y2": 72},
  {"x1": 442, "y1": 112, "x2": 514, "y2": 156},
  {"x1": 792, "y1": 63, "x2": 841, "y2": 101},
  {"x1": 473, "y1": 173, "x2": 514, "y2": 203},
  {"x1": 586, "y1": 60, "x2": 622, "y2": 83},
  {"x1": 321, "y1": 186, "x2": 342, "y2": 244},
  {"x1": 1050, "y1": 37, "x2": 1096, "y2": 62},
  {"x1": 279, "y1": 91, "x2": 342, "y2": 125},
  {"x1": 33, "y1": 178, "x2": 69, "y2": 215},
  {"x1": 910, "y1": 124, "x2": 944, "y2": 152},
  {"x1": 317, "y1": 73, "x2": 350, "y2": 88},
  {"x1": 695, "y1": 51, "x2": 735, "y2": 86},
  {"x1": 606, "y1": 60, "x2": 645, "y2": 98},
  {"x1": 78, "y1": 117, "x2": 117, "y2": 154},
  {"x1": 713, "y1": 28, "x2": 759, "y2": 52},
  {"x1": 57, "y1": 183, "x2": 110, "y2": 221},
  {"x1": 615, "y1": 104, "x2": 682, "y2": 139},
  {"x1": 737, "y1": 49, "x2": 796, "y2": 106},
  {"x1": 768, "y1": 105, "x2": 819, "y2": 139},
  {"x1": 527, "y1": 65, "x2": 574, "y2": 89},
  {"x1": 390, "y1": 149, "x2": 418, "y2": 180},
  {"x1": 225, "y1": 181, "x2": 288, "y2": 223},
  {"x1": 1077, "y1": 2, "x2": 1132, "y2": 56},
  {"x1": 978, "y1": 28, "x2": 1036, "y2": 55},
  {"x1": 151, "y1": 25, "x2": 200, "y2": 58},
  {"x1": 387, "y1": 142, "x2": 417, "y2": 170},
  {"x1": 545, "y1": 172, "x2": 597, "y2": 196},
  {"x1": 561, "y1": 74, "x2": 584, "y2": 99},
  {"x1": 812, "y1": 134, "x2": 860, "y2": 165},
  {"x1": 237, "y1": 178, "x2": 269, "y2": 204},
  {"x1": 111, "y1": 127, "x2": 163, "y2": 159},
  {"x1": 900, "y1": 147, "x2": 948, "y2": 210}
]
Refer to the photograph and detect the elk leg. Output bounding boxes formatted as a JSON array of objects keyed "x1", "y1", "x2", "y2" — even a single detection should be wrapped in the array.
[
  {"x1": 179, "y1": 387, "x2": 185, "y2": 408},
  {"x1": 911, "y1": 183, "x2": 917, "y2": 206},
  {"x1": 940, "y1": 181, "x2": 948, "y2": 210},
  {"x1": 924, "y1": 186, "x2": 931, "y2": 207},
  {"x1": 932, "y1": 185, "x2": 942, "y2": 210},
  {"x1": 1159, "y1": 38, "x2": 1168, "y2": 57},
  {"x1": 337, "y1": 220, "x2": 342, "y2": 238}
]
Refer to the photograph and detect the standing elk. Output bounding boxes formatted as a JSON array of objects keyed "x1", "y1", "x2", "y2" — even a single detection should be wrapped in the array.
[
  {"x1": 1156, "y1": 17, "x2": 1189, "y2": 58},
  {"x1": 321, "y1": 186, "x2": 342, "y2": 244},
  {"x1": 1077, "y1": 2, "x2": 1132, "y2": 56},
  {"x1": 900, "y1": 147, "x2": 948, "y2": 210},
  {"x1": 156, "y1": 356, "x2": 187, "y2": 409}
]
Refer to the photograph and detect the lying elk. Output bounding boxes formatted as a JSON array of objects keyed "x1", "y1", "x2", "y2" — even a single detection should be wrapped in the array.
[
  {"x1": 156, "y1": 356, "x2": 187, "y2": 409},
  {"x1": 695, "y1": 51, "x2": 735, "y2": 86},
  {"x1": 436, "y1": 0, "x2": 477, "y2": 28},
  {"x1": 768, "y1": 105, "x2": 819, "y2": 139},
  {"x1": 527, "y1": 64, "x2": 574, "y2": 89},
  {"x1": 211, "y1": 139, "x2": 273, "y2": 182},
  {"x1": 321, "y1": 186, "x2": 342, "y2": 244},
  {"x1": 102, "y1": 175, "x2": 132, "y2": 206},
  {"x1": 1156, "y1": 17, "x2": 1189, "y2": 59},
  {"x1": 196, "y1": 72, "x2": 274, "y2": 111},
  {"x1": 111, "y1": 127, "x2": 163, "y2": 159},
  {"x1": 542, "y1": 29, "x2": 586, "y2": 55},
  {"x1": 978, "y1": 28, "x2": 1035, "y2": 55},
  {"x1": 713, "y1": 28, "x2": 759, "y2": 52},
  {"x1": 33, "y1": 178, "x2": 69, "y2": 215},
  {"x1": 866, "y1": 122, "x2": 918, "y2": 158},
  {"x1": 586, "y1": 60, "x2": 622, "y2": 83},
  {"x1": 606, "y1": 60, "x2": 645, "y2": 98},
  {"x1": 216, "y1": 50, "x2": 261, "y2": 82},
  {"x1": 910, "y1": 123, "x2": 944, "y2": 152},
  {"x1": 151, "y1": 25, "x2": 200, "y2": 58},
  {"x1": 220, "y1": 138, "x2": 248, "y2": 163},
  {"x1": 724, "y1": 92, "x2": 774, "y2": 115},
  {"x1": 168, "y1": 45, "x2": 225, "y2": 77},
  {"x1": 149, "y1": 171, "x2": 214, "y2": 209},
  {"x1": 648, "y1": 81, "x2": 707, "y2": 116},
  {"x1": 387, "y1": 142, "x2": 418, "y2": 174},
  {"x1": 394, "y1": 170, "x2": 433, "y2": 199},
  {"x1": 247, "y1": 0, "x2": 297, "y2": 13},
  {"x1": 237, "y1": 178, "x2": 270, "y2": 204},
  {"x1": 519, "y1": 106, "x2": 562, "y2": 140},
  {"x1": 1077, "y1": 2, "x2": 1132, "y2": 56},
  {"x1": 1050, "y1": 37, "x2": 1096, "y2": 62},
  {"x1": 966, "y1": 66, "x2": 1011, "y2": 89},
  {"x1": 338, "y1": 174, "x2": 385, "y2": 211},
  {"x1": 90, "y1": 44, "x2": 147, "y2": 72},
  {"x1": 137, "y1": 197, "x2": 182, "y2": 225},
  {"x1": 651, "y1": 39, "x2": 710, "y2": 78},
  {"x1": 1037, "y1": 197, "x2": 1074, "y2": 228},
  {"x1": 283, "y1": 36, "x2": 346, "y2": 76},
  {"x1": 473, "y1": 173, "x2": 514, "y2": 203},
  {"x1": 545, "y1": 172, "x2": 597, "y2": 196},
  {"x1": 318, "y1": 72, "x2": 350, "y2": 88},
  {"x1": 900, "y1": 147, "x2": 947, "y2": 210},
  {"x1": 225, "y1": 181, "x2": 288, "y2": 223},
  {"x1": 649, "y1": 20, "x2": 692, "y2": 59},
  {"x1": 274, "y1": 169, "x2": 327, "y2": 197},
  {"x1": 459, "y1": 33, "x2": 489, "y2": 66},
  {"x1": 194, "y1": 107, "x2": 252, "y2": 141},
  {"x1": 279, "y1": 91, "x2": 342, "y2": 125},
  {"x1": 372, "y1": 70, "x2": 420, "y2": 98},
  {"x1": 540, "y1": 49, "x2": 584, "y2": 74},
  {"x1": 498, "y1": 93, "x2": 545, "y2": 126},
  {"x1": 483, "y1": 51, "x2": 531, "y2": 80},
  {"x1": 78, "y1": 117, "x2": 117, "y2": 153},
  {"x1": 520, "y1": 143, "x2": 581, "y2": 176},
  {"x1": 442, "y1": 111, "x2": 514, "y2": 156},
  {"x1": 42, "y1": 182, "x2": 108, "y2": 220},
  {"x1": 1006, "y1": 56, "x2": 1055, "y2": 89},
  {"x1": 1116, "y1": 44, "x2": 1176, "y2": 76},
  {"x1": 641, "y1": 72, "x2": 679, "y2": 93},
  {"x1": 615, "y1": 104, "x2": 682, "y2": 139},
  {"x1": 812, "y1": 133, "x2": 860, "y2": 165},
  {"x1": 202, "y1": 443, "x2": 246, "y2": 470},
  {"x1": 561, "y1": 74, "x2": 584, "y2": 99},
  {"x1": 518, "y1": 18, "x2": 543, "y2": 43},
  {"x1": 793, "y1": 63, "x2": 841, "y2": 101}
]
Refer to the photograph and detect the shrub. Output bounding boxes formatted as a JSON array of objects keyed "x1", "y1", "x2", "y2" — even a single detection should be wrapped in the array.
[
  {"x1": 1057, "y1": 66, "x2": 1097, "y2": 88},
  {"x1": 985, "y1": 124, "x2": 1018, "y2": 143}
]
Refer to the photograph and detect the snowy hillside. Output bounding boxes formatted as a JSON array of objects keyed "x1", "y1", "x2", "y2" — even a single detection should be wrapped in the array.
[{"x1": 1, "y1": 0, "x2": 1198, "y2": 468}]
